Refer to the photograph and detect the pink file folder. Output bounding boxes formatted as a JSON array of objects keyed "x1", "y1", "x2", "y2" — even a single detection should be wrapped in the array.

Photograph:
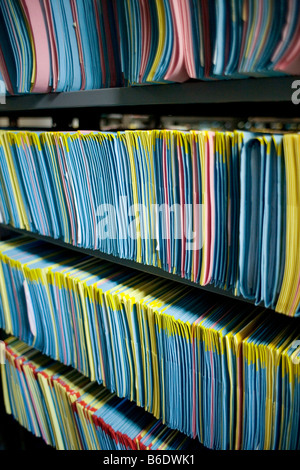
[{"x1": 20, "y1": 0, "x2": 51, "y2": 93}]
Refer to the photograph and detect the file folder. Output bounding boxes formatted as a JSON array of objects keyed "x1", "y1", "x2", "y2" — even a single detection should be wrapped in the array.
[
  {"x1": 0, "y1": 236, "x2": 299, "y2": 449},
  {"x1": 0, "y1": 0, "x2": 300, "y2": 94},
  {"x1": 1, "y1": 336, "x2": 202, "y2": 450},
  {"x1": 0, "y1": 129, "x2": 299, "y2": 316}
]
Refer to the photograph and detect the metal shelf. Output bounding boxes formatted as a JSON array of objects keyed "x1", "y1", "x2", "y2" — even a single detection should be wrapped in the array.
[
  {"x1": 0, "y1": 77, "x2": 298, "y2": 113},
  {"x1": 0, "y1": 222, "x2": 269, "y2": 310}
]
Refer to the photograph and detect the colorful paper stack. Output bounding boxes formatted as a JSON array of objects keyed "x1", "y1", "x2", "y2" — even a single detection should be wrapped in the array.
[
  {"x1": 0, "y1": 129, "x2": 299, "y2": 315},
  {"x1": 0, "y1": 236, "x2": 299, "y2": 449},
  {"x1": 0, "y1": 0, "x2": 122, "y2": 94},
  {"x1": 116, "y1": 0, "x2": 300, "y2": 84},
  {"x1": 1, "y1": 336, "x2": 202, "y2": 450},
  {"x1": 0, "y1": 0, "x2": 300, "y2": 94}
]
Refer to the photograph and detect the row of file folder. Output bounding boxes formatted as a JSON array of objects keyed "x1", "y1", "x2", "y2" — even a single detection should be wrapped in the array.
[
  {"x1": 0, "y1": 0, "x2": 122, "y2": 94},
  {"x1": 0, "y1": 236, "x2": 299, "y2": 450},
  {"x1": 0, "y1": 129, "x2": 299, "y2": 316},
  {"x1": 1, "y1": 336, "x2": 202, "y2": 450},
  {"x1": 116, "y1": 0, "x2": 300, "y2": 84},
  {"x1": 0, "y1": 0, "x2": 300, "y2": 94}
]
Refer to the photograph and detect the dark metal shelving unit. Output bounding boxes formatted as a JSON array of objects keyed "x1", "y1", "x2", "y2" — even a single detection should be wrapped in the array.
[
  {"x1": 0, "y1": 76, "x2": 300, "y2": 310},
  {"x1": 1, "y1": 77, "x2": 300, "y2": 130},
  {"x1": 0, "y1": 75, "x2": 300, "y2": 454},
  {"x1": 1, "y1": 77, "x2": 298, "y2": 111}
]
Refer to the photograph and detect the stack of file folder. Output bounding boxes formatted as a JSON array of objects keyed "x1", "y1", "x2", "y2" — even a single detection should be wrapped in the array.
[
  {"x1": 0, "y1": 0, "x2": 122, "y2": 94},
  {"x1": 0, "y1": 129, "x2": 299, "y2": 315},
  {"x1": 0, "y1": 0, "x2": 300, "y2": 94},
  {"x1": 0, "y1": 236, "x2": 299, "y2": 450},
  {"x1": 116, "y1": 0, "x2": 300, "y2": 84},
  {"x1": 1, "y1": 336, "x2": 202, "y2": 450}
]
